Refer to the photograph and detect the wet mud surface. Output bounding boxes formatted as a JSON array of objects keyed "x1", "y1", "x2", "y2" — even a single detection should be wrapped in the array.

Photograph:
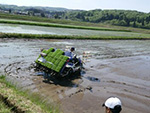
[{"x1": 1, "y1": 38, "x2": 150, "y2": 113}]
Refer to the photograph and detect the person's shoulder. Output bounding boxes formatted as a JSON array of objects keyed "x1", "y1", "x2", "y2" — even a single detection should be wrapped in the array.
[{"x1": 65, "y1": 50, "x2": 71, "y2": 53}]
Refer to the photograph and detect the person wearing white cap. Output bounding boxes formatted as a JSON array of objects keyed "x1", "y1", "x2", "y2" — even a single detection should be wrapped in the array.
[{"x1": 102, "y1": 97, "x2": 122, "y2": 113}]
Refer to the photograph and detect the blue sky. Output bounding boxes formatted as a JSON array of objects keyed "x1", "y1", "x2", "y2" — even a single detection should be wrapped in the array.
[{"x1": 0, "y1": 0, "x2": 149, "y2": 13}]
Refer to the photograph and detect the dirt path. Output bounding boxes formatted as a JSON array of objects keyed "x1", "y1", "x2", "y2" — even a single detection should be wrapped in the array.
[{"x1": 1, "y1": 38, "x2": 150, "y2": 113}]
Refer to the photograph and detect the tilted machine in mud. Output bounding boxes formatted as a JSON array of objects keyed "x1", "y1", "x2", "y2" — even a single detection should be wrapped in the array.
[{"x1": 35, "y1": 47, "x2": 82, "y2": 79}]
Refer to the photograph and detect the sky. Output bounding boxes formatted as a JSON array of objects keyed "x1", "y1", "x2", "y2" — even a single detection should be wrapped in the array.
[{"x1": 0, "y1": 0, "x2": 150, "y2": 13}]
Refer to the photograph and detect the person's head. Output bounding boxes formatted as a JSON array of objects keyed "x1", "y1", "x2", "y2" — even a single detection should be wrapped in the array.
[
  {"x1": 70, "y1": 47, "x2": 75, "y2": 52},
  {"x1": 41, "y1": 48, "x2": 44, "y2": 52},
  {"x1": 102, "y1": 97, "x2": 122, "y2": 113}
]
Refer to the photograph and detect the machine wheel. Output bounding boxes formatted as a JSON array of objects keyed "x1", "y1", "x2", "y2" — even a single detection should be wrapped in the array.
[{"x1": 61, "y1": 67, "x2": 73, "y2": 77}]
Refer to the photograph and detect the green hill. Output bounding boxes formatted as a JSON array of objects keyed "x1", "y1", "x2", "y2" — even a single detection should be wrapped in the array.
[{"x1": 63, "y1": 9, "x2": 150, "y2": 29}]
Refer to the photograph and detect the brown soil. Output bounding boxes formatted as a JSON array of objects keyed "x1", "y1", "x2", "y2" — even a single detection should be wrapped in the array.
[{"x1": 1, "y1": 38, "x2": 150, "y2": 113}]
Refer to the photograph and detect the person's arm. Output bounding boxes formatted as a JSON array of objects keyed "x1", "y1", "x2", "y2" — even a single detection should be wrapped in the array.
[{"x1": 40, "y1": 52, "x2": 47, "y2": 57}]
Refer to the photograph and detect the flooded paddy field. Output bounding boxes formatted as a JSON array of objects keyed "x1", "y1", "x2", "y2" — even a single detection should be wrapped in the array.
[
  {"x1": 1, "y1": 23, "x2": 150, "y2": 38},
  {"x1": 0, "y1": 38, "x2": 150, "y2": 113}
]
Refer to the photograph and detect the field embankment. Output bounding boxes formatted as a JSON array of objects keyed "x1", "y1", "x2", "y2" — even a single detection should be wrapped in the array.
[
  {"x1": 0, "y1": 75, "x2": 59, "y2": 113},
  {"x1": 0, "y1": 32, "x2": 150, "y2": 40},
  {"x1": 0, "y1": 100, "x2": 12, "y2": 113}
]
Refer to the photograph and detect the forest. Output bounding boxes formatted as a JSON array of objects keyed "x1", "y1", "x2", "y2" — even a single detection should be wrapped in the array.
[{"x1": 63, "y1": 9, "x2": 150, "y2": 29}]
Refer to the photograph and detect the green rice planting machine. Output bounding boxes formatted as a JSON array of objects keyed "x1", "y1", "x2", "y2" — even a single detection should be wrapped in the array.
[{"x1": 35, "y1": 47, "x2": 83, "y2": 79}]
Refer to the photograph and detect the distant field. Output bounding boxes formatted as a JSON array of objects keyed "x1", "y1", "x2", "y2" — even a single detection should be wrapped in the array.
[
  {"x1": 0, "y1": 19, "x2": 130, "y2": 32},
  {"x1": 0, "y1": 12, "x2": 150, "y2": 40},
  {"x1": 0, "y1": 22, "x2": 150, "y2": 39},
  {"x1": 1, "y1": 12, "x2": 150, "y2": 34},
  {"x1": 0, "y1": 12, "x2": 119, "y2": 30}
]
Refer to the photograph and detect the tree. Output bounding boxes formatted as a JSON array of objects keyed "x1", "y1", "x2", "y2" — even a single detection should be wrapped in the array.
[
  {"x1": 142, "y1": 19, "x2": 145, "y2": 26},
  {"x1": 54, "y1": 14, "x2": 61, "y2": 19},
  {"x1": 65, "y1": 16, "x2": 68, "y2": 19},
  {"x1": 146, "y1": 16, "x2": 150, "y2": 24},
  {"x1": 133, "y1": 21, "x2": 136, "y2": 27},
  {"x1": 41, "y1": 12, "x2": 45, "y2": 17},
  {"x1": 9, "y1": 9, "x2": 11, "y2": 13}
]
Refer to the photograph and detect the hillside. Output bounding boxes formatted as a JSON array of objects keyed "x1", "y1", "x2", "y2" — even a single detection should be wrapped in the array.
[
  {"x1": 0, "y1": 4, "x2": 69, "y2": 12},
  {"x1": 0, "y1": 4, "x2": 70, "y2": 18},
  {"x1": 63, "y1": 9, "x2": 150, "y2": 29},
  {"x1": 0, "y1": 4, "x2": 150, "y2": 30}
]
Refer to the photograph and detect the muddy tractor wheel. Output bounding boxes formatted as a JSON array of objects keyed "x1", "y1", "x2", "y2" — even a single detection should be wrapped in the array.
[
  {"x1": 61, "y1": 67, "x2": 73, "y2": 77},
  {"x1": 76, "y1": 68, "x2": 82, "y2": 76},
  {"x1": 34, "y1": 63, "x2": 41, "y2": 71}
]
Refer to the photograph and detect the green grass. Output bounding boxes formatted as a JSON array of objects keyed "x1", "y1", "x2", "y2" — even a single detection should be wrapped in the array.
[
  {"x1": 0, "y1": 100, "x2": 12, "y2": 113},
  {"x1": 0, "y1": 75, "x2": 60, "y2": 113},
  {"x1": 0, "y1": 32, "x2": 150, "y2": 40}
]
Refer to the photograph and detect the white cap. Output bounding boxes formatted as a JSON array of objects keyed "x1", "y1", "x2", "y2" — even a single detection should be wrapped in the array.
[{"x1": 103, "y1": 97, "x2": 122, "y2": 109}]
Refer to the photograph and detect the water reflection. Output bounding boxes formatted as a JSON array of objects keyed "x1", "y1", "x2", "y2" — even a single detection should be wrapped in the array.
[{"x1": 0, "y1": 23, "x2": 149, "y2": 37}]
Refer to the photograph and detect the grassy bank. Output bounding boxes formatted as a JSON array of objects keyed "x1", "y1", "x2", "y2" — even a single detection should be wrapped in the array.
[
  {"x1": 0, "y1": 32, "x2": 150, "y2": 40},
  {"x1": 0, "y1": 19, "x2": 130, "y2": 32},
  {"x1": 0, "y1": 100, "x2": 12, "y2": 113},
  {"x1": 0, "y1": 75, "x2": 59, "y2": 113}
]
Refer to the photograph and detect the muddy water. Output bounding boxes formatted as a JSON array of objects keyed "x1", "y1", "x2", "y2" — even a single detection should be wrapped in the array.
[{"x1": 0, "y1": 38, "x2": 150, "y2": 113}]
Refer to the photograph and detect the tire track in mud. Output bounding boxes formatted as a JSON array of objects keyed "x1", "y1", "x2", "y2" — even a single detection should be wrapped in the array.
[
  {"x1": 105, "y1": 80, "x2": 150, "y2": 99},
  {"x1": 4, "y1": 61, "x2": 38, "y2": 92},
  {"x1": 4, "y1": 61, "x2": 35, "y2": 78},
  {"x1": 4, "y1": 62, "x2": 21, "y2": 75},
  {"x1": 32, "y1": 74, "x2": 93, "y2": 102}
]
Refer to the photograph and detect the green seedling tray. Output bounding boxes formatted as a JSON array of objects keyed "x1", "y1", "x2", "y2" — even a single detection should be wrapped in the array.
[{"x1": 36, "y1": 48, "x2": 69, "y2": 72}]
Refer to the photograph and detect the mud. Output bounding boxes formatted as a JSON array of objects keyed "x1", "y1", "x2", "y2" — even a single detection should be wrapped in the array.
[{"x1": 0, "y1": 38, "x2": 150, "y2": 113}]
